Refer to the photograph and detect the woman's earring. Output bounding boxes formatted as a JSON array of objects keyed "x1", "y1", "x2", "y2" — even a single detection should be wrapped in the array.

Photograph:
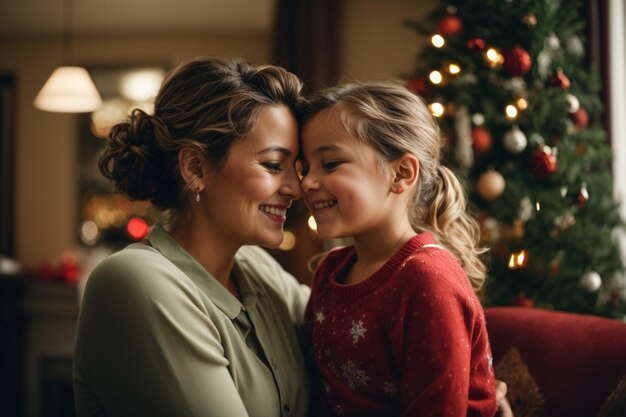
[{"x1": 195, "y1": 188, "x2": 201, "y2": 203}]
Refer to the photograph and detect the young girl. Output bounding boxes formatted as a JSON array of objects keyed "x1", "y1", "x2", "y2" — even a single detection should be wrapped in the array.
[{"x1": 300, "y1": 82, "x2": 497, "y2": 417}]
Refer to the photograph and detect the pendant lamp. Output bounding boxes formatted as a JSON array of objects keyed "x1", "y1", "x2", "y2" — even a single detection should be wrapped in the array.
[{"x1": 34, "y1": 0, "x2": 102, "y2": 113}]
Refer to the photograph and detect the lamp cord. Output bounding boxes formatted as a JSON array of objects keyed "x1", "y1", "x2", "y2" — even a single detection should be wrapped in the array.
[{"x1": 61, "y1": 0, "x2": 73, "y2": 65}]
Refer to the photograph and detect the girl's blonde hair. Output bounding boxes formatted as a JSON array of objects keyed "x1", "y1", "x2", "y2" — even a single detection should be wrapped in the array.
[{"x1": 302, "y1": 81, "x2": 487, "y2": 290}]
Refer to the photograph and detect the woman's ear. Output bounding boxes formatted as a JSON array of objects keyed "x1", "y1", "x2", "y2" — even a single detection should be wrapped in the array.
[
  {"x1": 390, "y1": 154, "x2": 419, "y2": 194},
  {"x1": 178, "y1": 148, "x2": 206, "y2": 190}
]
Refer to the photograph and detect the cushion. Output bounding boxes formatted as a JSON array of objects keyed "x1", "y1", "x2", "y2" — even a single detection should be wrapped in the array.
[
  {"x1": 598, "y1": 375, "x2": 626, "y2": 417},
  {"x1": 485, "y1": 307, "x2": 626, "y2": 417},
  {"x1": 494, "y1": 347, "x2": 544, "y2": 417}
]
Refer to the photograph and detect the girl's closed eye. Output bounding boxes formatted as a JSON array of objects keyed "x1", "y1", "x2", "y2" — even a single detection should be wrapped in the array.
[{"x1": 323, "y1": 160, "x2": 344, "y2": 171}]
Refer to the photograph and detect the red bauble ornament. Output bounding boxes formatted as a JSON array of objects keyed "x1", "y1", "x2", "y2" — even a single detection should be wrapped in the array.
[
  {"x1": 550, "y1": 69, "x2": 570, "y2": 90},
  {"x1": 577, "y1": 183, "x2": 589, "y2": 208},
  {"x1": 437, "y1": 14, "x2": 463, "y2": 36},
  {"x1": 407, "y1": 75, "x2": 429, "y2": 96},
  {"x1": 570, "y1": 107, "x2": 589, "y2": 129},
  {"x1": 529, "y1": 146, "x2": 558, "y2": 178},
  {"x1": 504, "y1": 47, "x2": 532, "y2": 77},
  {"x1": 511, "y1": 292, "x2": 534, "y2": 307},
  {"x1": 467, "y1": 38, "x2": 486, "y2": 51},
  {"x1": 471, "y1": 126, "x2": 492, "y2": 155}
]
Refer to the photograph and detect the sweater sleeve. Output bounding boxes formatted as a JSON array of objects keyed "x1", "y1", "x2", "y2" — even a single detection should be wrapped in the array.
[
  {"x1": 73, "y1": 248, "x2": 250, "y2": 417},
  {"x1": 393, "y1": 256, "x2": 496, "y2": 417}
]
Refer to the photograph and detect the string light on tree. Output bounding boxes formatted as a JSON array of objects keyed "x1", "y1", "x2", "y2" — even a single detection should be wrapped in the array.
[
  {"x1": 505, "y1": 104, "x2": 519, "y2": 120},
  {"x1": 447, "y1": 63, "x2": 461, "y2": 75},
  {"x1": 484, "y1": 47, "x2": 505, "y2": 68},
  {"x1": 507, "y1": 249, "x2": 529, "y2": 269},
  {"x1": 429, "y1": 70, "x2": 443, "y2": 85},
  {"x1": 431, "y1": 34, "x2": 445, "y2": 48},
  {"x1": 429, "y1": 101, "x2": 445, "y2": 117}
]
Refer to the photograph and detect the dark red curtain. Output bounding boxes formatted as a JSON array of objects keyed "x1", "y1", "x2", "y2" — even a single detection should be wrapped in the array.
[
  {"x1": 584, "y1": 0, "x2": 611, "y2": 142},
  {"x1": 273, "y1": 0, "x2": 342, "y2": 92}
]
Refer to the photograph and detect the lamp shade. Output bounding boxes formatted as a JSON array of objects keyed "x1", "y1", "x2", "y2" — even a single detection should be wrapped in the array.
[{"x1": 34, "y1": 66, "x2": 102, "y2": 113}]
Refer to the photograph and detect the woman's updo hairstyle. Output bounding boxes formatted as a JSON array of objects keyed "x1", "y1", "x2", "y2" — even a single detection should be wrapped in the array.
[{"x1": 99, "y1": 56, "x2": 304, "y2": 211}]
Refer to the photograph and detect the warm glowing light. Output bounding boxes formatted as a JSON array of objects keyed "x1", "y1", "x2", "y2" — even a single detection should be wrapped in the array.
[
  {"x1": 448, "y1": 63, "x2": 461, "y2": 74},
  {"x1": 279, "y1": 230, "x2": 297, "y2": 251},
  {"x1": 120, "y1": 69, "x2": 166, "y2": 102},
  {"x1": 516, "y1": 98, "x2": 528, "y2": 110},
  {"x1": 429, "y1": 71, "x2": 443, "y2": 84},
  {"x1": 484, "y1": 48, "x2": 504, "y2": 67},
  {"x1": 429, "y1": 102, "x2": 445, "y2": 117},
  {"x1": 431, "y1": 34, "x2": 445, "y2": 48},
  {"x1": 536, "y1": 201, "x2": 541, "y2": 211},
  {"x1": 507, "y1": 249, "x2": 529, "y2": 269},
  {"x1": 127, "y1": 217, "x2": 150, "y2": 240},
  {"x1": 80, "y1": 220, "x2": 100, "y2": 245},
  {"x1": 505, "y1": 104, "x2": 518, "y2": 120},
  {"x1": 307, "y1": 216, "x2": 318, "y2": 231},
  {"x1": 34, "y1": 66, "x2": 102, "y2": 113},
  {"x1": 91, "y1": 98, "x2": 130, "y2": 139}
]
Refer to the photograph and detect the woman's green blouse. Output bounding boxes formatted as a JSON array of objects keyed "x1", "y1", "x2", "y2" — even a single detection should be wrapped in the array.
[{"x1": 74, "y1": 224, "x2": 311, "y2": 417}]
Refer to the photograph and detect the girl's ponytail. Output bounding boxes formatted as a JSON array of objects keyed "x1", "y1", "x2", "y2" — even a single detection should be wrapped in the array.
[{"x1": 421, "y1": 165, "x2": 487, "y2": 290}]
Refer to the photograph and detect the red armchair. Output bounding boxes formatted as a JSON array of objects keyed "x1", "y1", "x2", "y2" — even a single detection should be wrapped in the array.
[{"x1": 485, "y1": 306, "x2": 626, "y2": 417}]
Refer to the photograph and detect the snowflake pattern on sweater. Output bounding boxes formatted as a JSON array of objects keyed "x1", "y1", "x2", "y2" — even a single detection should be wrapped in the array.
[{"x1": 304, "y1": 232, "x2": 497, "y2": 417}]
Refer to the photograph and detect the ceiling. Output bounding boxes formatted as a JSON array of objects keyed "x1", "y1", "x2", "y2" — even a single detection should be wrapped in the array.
[{"x1": 0, "y1": 0, "x2": 276, "y2": 39}]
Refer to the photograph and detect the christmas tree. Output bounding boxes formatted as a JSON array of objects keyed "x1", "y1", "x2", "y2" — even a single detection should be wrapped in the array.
[{"x1": 405, "y1": 0, "x2": 626, "y2": 318}]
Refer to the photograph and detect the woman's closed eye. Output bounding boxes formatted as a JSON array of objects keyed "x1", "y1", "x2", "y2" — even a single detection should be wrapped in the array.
[{"x1": 261, "y1": 161, "x2": 283, "y2": 173}]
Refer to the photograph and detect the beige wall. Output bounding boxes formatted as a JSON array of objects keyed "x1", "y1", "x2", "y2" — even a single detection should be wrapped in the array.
[
  {"x1": 340, "y1": 0, "x2": 434, "y2": 82},
  {"x1": 0, "y1": 0, "x2": 434, "y2": 268},
  {"x1": 0, "y1": 34, "x2": 270, "y2": 267}
]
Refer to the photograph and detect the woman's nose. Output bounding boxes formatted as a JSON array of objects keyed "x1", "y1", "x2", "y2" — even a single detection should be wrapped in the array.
[{"x1": 281, "y1": 167, "x2": 303, "y2": 200}]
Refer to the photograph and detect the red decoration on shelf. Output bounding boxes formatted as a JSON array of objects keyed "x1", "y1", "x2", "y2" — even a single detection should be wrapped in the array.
[
  {"x1": 529, "y1": 146, "x2": 558, "y2": 178},
  {"x1": 570, "y1": 107, "x2": 589, "y2": 129},
  {"x1": 550, "y1": 68, "x2": 570, "y2": 90},
  {"x1": 504, "y1": 47, "x2": 532, "y2": 76},
  {"x1": 407, "y1": 75, "x2": 429, "y2": 96},
  {"x1": 59, "y1": 257, "x2": 81, "y2": 284},
  {"x1": 127, "y1": 217, "x2": 150, "y2": 241},
  {"x1": 437, "y1": 14, "x2": 463, "y2": 36},
  {"x1": 37, "y1": 261, "x2": 56, "y2": 281},
  {"x1": 511, "y1": 292, "x2": 534, "y2": 307},
  {"x1": 471, "y1": 126, "x2": 492, "y2": 155},
  {"x1": 467, "y1": 37, "x2": 486, "y2": 51}
]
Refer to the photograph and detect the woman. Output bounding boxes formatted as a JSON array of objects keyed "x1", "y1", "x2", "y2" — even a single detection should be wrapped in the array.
[{"x1": 73, "y1": 57, "x2": 310, "y2": 417}]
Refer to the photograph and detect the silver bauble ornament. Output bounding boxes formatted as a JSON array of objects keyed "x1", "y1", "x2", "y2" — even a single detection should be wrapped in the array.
[
  {"x1": 503, "y1": 125, "x2": 528, "y2": 154},
  {"x1": 580, "y1": 271, "x2": 602, "y2": 292},
  {"x1": 567, "y1": 94, "x2": 580, "y2": 113}
]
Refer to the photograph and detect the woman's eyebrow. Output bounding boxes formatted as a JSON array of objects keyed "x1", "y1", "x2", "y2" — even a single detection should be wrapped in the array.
[{"x1": 256, "y1": 146, "x2": 293, "y2": 156}]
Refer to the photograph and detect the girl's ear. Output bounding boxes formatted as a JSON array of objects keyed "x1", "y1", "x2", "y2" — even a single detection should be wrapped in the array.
[
  {"x1": 390, "y1": 154, "x2": 419, "y2": 194},
  {"x1": 178, "y1": 148, "x2": 206, "y2": 190}
]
